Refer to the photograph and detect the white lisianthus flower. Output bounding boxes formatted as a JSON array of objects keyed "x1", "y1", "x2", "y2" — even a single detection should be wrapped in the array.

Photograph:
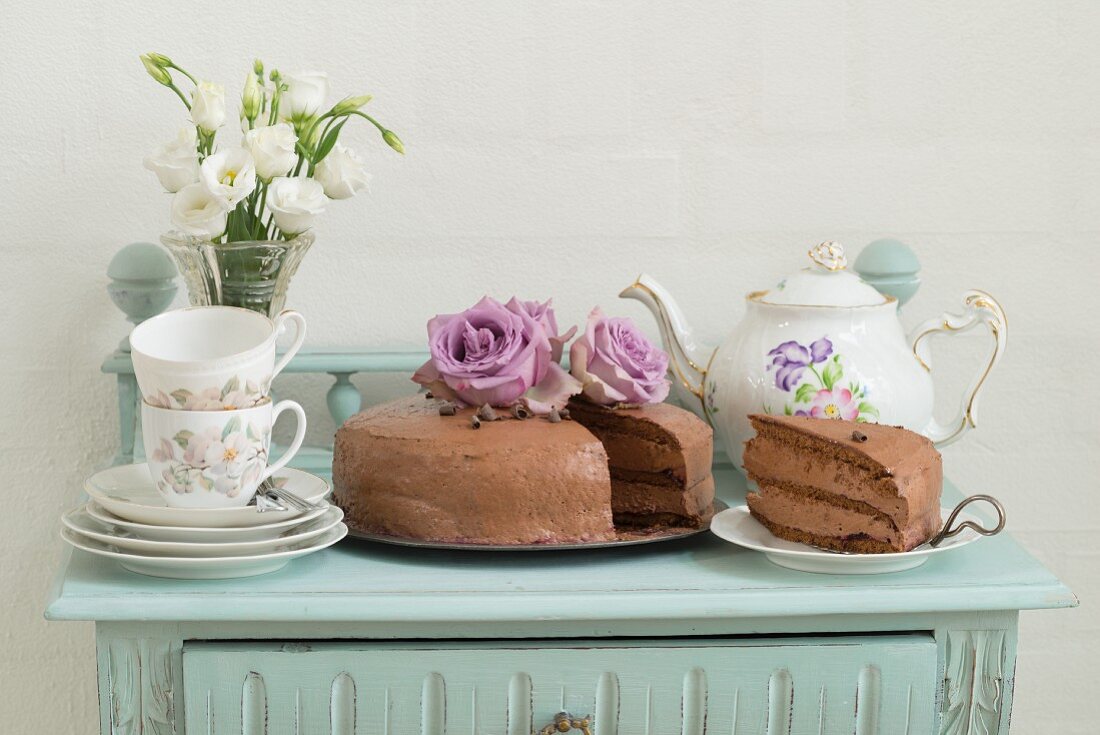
[
  {"x1": 281, "y1": 71, "x2": 329, "y2": 120},
  {"x1": 200, "y1": 148, "x2": 257, "y2": 208},
  {"x1": 266, "y1": 176, "x2": 327, "y2": 234},
  {"x1": 171, "y1": 183, "x2": 228, "y2": 238},
  {"x1": 314, "y1": 143, "x2": 372, "y2": 199},
  {"x1": 191, "y1": 81, "x2": 227, "y2": 132},
  {"x1": 143, "y1": 127, "x2": 200, "y2": 192},
  {"x1": 243, "y1": 124, "x2": 298, "y2": 181}
]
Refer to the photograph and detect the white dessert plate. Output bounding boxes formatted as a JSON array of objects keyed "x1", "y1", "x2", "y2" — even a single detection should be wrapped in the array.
[
  {"x1": 60, "y1": 524, "x2": 347, "y2": 579},
  {"x1": 85, "y1": 501, "x2": 330, "y2": 542},
  {"x1": 710, "y1": 505, "x2": 988, "y2": 575},
  {"x1": 63, "y1": 504, "x2": 343, "y2": 557},
  {"x1": 84, "y1": 464, "x2": 330, "y2": 528}
]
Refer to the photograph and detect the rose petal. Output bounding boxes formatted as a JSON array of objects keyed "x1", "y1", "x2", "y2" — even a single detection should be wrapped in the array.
[
  {"x1": 549, "y1": 324, "x2": 577, "y2": 364},
  {"x1": 524, "y1": 363, "x2": 583, "y2": 414}
]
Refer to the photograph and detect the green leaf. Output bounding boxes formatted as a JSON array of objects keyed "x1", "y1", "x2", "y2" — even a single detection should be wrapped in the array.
[
  {"x1": 822, "y1": 361, "x2": 843, "y2": 390},
  {"x1": 858, "y1": 401, "x2": 880, "y2": 419},
  {"x1": 313, "y1": 118, "x2": 349, "y2": 165},
  {"x1": 832, "y1": 354, "x2": 840, "y2": 363},
  {"x1": 794, "y1": 383, "x2": 818, "y2": 403},
  {"x1": 170, "y1": 389, "x2": 192, "y2": 406},
  {"x1": 784, "y1": 404, "x2": 793, "y2": 415},
  {"x1": 221, "y1": 416, "x2": 241, "y2": 441},
  {"x1": 173, "y1": 429, "x2": 193, "y2": 449},
  {"x1": 246, "y1": 423, "x2": 257, "y2": 441},
  {"x1": 221, "y1": 376, "x2": 240, "y2": 399}
]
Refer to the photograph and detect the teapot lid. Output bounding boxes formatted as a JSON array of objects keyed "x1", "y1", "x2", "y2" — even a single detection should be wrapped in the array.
[{"x1": 760, "y1": 242, "x2": 891, "y2": 307}]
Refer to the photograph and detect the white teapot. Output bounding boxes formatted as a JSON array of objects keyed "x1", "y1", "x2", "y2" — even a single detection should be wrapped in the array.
[{"x1": 621, "y1": 241, "x2": 1007, "y2": 468}]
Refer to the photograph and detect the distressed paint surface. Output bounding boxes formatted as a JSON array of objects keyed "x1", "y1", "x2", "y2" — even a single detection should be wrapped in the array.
[
  {"x1": 941, "y1": 630, "x2": 1006, "y2": 735},
  {"x1": 106, "y1": 638, "x2": 180, "y2": 735},
  {"x1": 181, "y1": 637, "x2": 936, "y2": 734}
]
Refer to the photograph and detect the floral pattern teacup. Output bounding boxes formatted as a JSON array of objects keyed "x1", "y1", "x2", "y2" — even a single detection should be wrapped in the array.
[
  {"x1": 130, "y1": 306, "x2": 306, "y2": 411},
  {"x1": 141, "y1": 399, "x2": 307, "y2": 508}
]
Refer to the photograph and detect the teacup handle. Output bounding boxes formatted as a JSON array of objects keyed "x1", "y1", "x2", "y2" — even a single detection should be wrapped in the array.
[
  {"x1": 271, "y1": 310, "x2": 308, "y2": 380},
  {"x1": 260, "y1": 400, "x2": 308, "y2": 482},
  {"x1": 909, "y1": 290, "x2": 1008, "y2": 447}
]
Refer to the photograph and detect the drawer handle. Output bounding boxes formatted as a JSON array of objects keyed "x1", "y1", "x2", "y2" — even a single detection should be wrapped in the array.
[{"x1": 537, "y1": 711, "x2": 592, "y2": 735}]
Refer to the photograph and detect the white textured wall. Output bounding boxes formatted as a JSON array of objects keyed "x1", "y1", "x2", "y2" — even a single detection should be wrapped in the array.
[{"x1": 1, "y1": 0, "x2": 1097, "y2": 731}]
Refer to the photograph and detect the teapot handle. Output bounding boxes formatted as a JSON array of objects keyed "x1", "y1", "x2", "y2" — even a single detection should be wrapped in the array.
[{"x1": 909, "y1": 290, "x2": 1007, "y2": 447}]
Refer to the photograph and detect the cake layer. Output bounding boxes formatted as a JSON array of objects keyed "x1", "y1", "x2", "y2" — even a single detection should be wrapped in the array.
[
  {"x1": 612, "y1": 475, "x2": 715, "y2": 523},
  {"x1": 747, "y1": 481, "x2": 939, "y2": 551},
  {"x1": 567, "y1": 399, "x2": 713, "y2": 487},
  {"x1": 749, "y1": 508, "x2": 903, "y2": 554},
  {"x1": 333, "y1": 397, "x2": 616, "y2": 544}
]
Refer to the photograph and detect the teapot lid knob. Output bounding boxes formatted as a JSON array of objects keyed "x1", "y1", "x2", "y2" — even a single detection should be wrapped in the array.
[{"x1": 809, "y1": 241, "x2": 848, "y2": 271}]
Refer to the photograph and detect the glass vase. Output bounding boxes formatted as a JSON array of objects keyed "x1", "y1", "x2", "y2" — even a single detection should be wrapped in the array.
[{"x1": 160, "y1": 232, "x2": 314, "y2": 317}]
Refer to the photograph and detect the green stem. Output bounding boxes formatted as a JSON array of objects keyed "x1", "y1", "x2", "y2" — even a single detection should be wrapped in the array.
[
  {"x1": 807, "y1": 364, "x2": 825, "y2": 387},
  {"x1": 168, "y1": 63, "x2": 197, "y2": 85},
  {"x1": 254, "y1": 183, "x2": 269, "y2": 239},
  {"x1": 350, "y1": 110, "x2": 387, "y2": 135},
  {"x1": 167, "y1": 81, "x2": 191, "y2": 110}
]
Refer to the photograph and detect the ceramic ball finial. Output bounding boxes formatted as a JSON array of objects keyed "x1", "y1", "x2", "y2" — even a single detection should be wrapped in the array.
[
  {"x1": 107, "y1": 242, "x2": 178, "y2": 351},
  {"x1": 853, "y1": 238, "x2": 921, "y2": 308}
]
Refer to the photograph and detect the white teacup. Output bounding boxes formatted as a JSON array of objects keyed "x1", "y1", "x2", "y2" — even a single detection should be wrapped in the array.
[
  {"x1": 142, "y1": 399, "x2": 307, "y2": 509},
  {"x1": 130, "y1": 306, "x2": 307, "y2": 411}
]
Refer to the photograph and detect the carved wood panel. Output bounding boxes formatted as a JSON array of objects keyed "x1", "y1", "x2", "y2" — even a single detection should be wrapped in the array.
[
  {"x1": 106, "y1": 638, "x2": 181, "y2": 735},
  {"x1": 940, "y1": 630, "x2": 1007, "y2": 735}
]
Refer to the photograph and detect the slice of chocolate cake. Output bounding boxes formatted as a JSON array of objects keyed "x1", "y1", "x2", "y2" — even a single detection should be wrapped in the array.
[
  {"x1": 743, "y1": 414, "x2": 942, "y2": 553},
  {"x1": 568, "y1": 398, "x2": 714, "y2": 528}
]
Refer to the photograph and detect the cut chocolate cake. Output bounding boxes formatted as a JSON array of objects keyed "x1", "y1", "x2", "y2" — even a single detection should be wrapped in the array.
[
  {"x1": 567, "y1": 398, "x2": 714, "y2": 528},
  {"x1": 332, "y1": 396, "x2": 715, "y2": 545},
  {"x1": 743, "y1": 414, "x2": 942, "y2": 553}
]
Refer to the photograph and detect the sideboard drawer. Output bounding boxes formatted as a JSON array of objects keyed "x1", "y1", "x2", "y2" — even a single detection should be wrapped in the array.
[{"x1": 183, "y1": 635, "x2": 937, "y2": 734}]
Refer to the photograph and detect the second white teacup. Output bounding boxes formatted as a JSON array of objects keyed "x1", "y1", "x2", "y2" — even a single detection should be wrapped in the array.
[
  {"x1": 142, "y1": 399, "x2": 307, "y2": 509},
  {"x1": 130, "y1": 306, "x2": 307, "y2": 411}
]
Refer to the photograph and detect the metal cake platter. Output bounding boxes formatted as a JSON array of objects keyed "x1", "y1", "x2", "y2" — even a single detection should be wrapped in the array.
[{"x1": 345, "y1": 500, "x2": 728, "y2": 551}]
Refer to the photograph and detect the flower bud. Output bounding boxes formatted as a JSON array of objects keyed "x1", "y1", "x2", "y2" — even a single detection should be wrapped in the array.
[
  {"x1": 382, "y1": 129, "x2": 405, "y2": 155},
  {"x1": 140, "y1": 54, "x2": 172, "y2": 86},
  {"x1": 145, "y1": 52, "x2": 173, "y2": 67},
  {"x1": 253, "y1": 58, "x2": 264, "y2": 77},
  {"x1": 241, "y1": 72, "x2": 262, "y2": 122},
  {"x1": 330, "y1": 94, "x2": 373, "y2": 116}
]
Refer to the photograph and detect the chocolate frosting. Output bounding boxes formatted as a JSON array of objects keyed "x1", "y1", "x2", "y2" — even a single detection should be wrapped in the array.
[{"x1": 334, "y1": 397, "x2": 615, "y2": 544}]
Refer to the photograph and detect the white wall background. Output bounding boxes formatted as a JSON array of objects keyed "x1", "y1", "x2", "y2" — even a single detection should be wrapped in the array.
[{"x1": 1, "y1": 0, "x2": 1097, "y2": 731}]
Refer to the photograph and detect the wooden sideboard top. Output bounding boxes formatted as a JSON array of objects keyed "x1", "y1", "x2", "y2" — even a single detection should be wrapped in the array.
[{"x1": 45, "y1": 469, "x2": 1075, "y2": 624}]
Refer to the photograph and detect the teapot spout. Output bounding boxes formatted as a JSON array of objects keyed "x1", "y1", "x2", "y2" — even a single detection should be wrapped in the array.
[{"x1": 620, "y1": 274, "x2": 712, "y2": 409}]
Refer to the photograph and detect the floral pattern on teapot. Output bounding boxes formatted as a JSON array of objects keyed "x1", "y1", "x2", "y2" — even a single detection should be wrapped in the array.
[{"x1": 764, "y1": 336, "x2": 880, "y2": 422}]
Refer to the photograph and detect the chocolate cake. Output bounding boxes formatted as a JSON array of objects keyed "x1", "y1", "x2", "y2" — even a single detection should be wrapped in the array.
[
  {"x1": 567, "y1": 398, "x2": 714, "y2": 528},
  {"x1": 743, "y1": 414, "x2": 942, "y2": 553},
  {"x1": 333, "y1": 396, "x2": 715, "y2": 545}
]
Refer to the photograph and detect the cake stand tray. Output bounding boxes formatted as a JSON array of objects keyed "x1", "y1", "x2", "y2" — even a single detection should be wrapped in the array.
[{"x1": 346, "y1": 500, "x2": 728, "y2": 551}]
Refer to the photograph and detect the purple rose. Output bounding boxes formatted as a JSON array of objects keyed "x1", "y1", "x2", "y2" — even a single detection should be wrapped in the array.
[
  {"x1": 412, "y1": 296, "x2": 583, "y2": 412},
  {"x1": 505, "y1": 297, "x2": 577, "y2": 364},
  {"x1": 412, "y1": 296, "x2": 552, "y2": 407},
  {"x1": 767, "y1": 337, "x2": 833, "y2": 391},
  {"x1": 570, "y1": 307, "x2": 670, "y2": 405}
]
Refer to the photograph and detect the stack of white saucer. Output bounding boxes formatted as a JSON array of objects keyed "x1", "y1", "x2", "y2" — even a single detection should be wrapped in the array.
[{"x1": 61, "y1": 463, "x2": 346, "y2": 579}]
